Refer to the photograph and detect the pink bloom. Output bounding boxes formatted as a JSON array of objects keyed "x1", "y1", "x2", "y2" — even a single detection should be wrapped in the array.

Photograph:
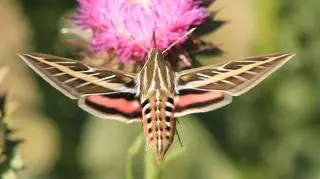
[{"x1": 73, "y1": 0, "x2": 208, "y2": 63}]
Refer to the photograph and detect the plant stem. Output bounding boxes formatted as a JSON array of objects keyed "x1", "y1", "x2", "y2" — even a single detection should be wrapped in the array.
[
  {"x1": 126, "y1": 134, "x2": 144, "y2": 179},
  {"x1": 144, "y1": 149, "x2": 161, "y2": 179}
]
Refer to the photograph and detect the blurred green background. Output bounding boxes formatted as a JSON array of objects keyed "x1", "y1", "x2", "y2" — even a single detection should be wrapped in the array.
[{"x1": 0, "y1": 0, "x2": 319, "y2": 179}]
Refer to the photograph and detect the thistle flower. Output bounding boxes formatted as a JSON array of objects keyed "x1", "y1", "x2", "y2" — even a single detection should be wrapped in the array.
[{"x1": 72, "y1": 0, "x2": 211, "y2": 64}]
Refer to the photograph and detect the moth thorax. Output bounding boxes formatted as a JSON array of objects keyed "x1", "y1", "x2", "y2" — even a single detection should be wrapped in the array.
[{"x1": 141, "y1": 94, "x2": 176, "y2": 162}]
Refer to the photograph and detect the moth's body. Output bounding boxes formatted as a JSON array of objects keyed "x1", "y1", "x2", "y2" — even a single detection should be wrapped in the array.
[
  {"x1": 18, "y1": 47, "x2": 295, "y2": 163},
  {"x1": 138, "y1": 49, "x2": 176, "y2": 161}
]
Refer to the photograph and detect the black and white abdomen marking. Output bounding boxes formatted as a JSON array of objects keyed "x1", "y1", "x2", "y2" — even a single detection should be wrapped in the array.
[{"x1": 141, "y1": 94, "x2": 176, "y2": 161}]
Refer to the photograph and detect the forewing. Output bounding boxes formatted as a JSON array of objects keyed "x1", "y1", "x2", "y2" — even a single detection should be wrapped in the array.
[
  {"x1": 18, "y1": 53, "x2": 136, "y2": 99},
  {"x1": 178, "y1": 53, "x2": 295, "y2": 96}
]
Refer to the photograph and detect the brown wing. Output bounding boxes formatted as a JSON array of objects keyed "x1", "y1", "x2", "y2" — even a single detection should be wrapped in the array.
[
  {"x1": 18, "y1": 53, "x2": 136, "y2": 99},
  {"x1": 178, "y1": 53, "x2": 295, "y2": 96}
]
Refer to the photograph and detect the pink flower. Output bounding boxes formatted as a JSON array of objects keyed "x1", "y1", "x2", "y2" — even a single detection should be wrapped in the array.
[{"x1": 73, "y1": 0, "x2": 208, "y2": 63}]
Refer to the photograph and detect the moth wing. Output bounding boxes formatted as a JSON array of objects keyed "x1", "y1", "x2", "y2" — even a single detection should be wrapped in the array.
[
  {"x1": 178, "y1": 53, "x2": 295, "y2": 96},
  {"x1": 18, "y1": 53, "x2": 136, "y2": 99},
  {"x1": 174, "y1": 53, "x2": 294, "y2": 117},
  {"x1": 19, "y1": 53, "x2": 142, "y2": 122},
  {"x1": 174, "y1": 89, "x2": 232, "y2": 117},
  {"x1": 79, "y1": 93, "x2": 142, "y2": 123}
]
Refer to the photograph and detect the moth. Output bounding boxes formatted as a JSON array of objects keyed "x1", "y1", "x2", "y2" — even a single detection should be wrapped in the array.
[{"x1": 18, "y1": 30, "x2": 295, "y2": 163}]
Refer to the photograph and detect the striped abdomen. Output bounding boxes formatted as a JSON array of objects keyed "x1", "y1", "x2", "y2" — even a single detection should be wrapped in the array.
[{"x1": 141, "y1": 91, "x2": 176, "y2": 162}]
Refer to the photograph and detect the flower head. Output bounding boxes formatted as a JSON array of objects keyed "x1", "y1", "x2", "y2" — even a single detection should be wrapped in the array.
[{"x1": 73, "y1": 0, "x2": 208, "y2": 63}]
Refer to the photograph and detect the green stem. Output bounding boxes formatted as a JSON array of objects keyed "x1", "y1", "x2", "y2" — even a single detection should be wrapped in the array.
[
  {"x1": 144, "y1": 149, "x2": 161, "y2": 179},
  {"x1": 126, "y1": 134, "x2": 144, "y2": 179}
]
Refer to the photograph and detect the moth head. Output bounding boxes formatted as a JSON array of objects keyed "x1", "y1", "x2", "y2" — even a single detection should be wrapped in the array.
[{"x1": 147, "y1": 48, "x2": 162, "y2": 58}]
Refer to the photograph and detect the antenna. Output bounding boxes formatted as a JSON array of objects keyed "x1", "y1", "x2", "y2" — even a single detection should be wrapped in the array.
[
  {"x1": 162, "y1": 27, "x2": 196, "y2": 54},
  {"x1": 115, "y1": 28, "x2": 149, "y2": 53}
]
